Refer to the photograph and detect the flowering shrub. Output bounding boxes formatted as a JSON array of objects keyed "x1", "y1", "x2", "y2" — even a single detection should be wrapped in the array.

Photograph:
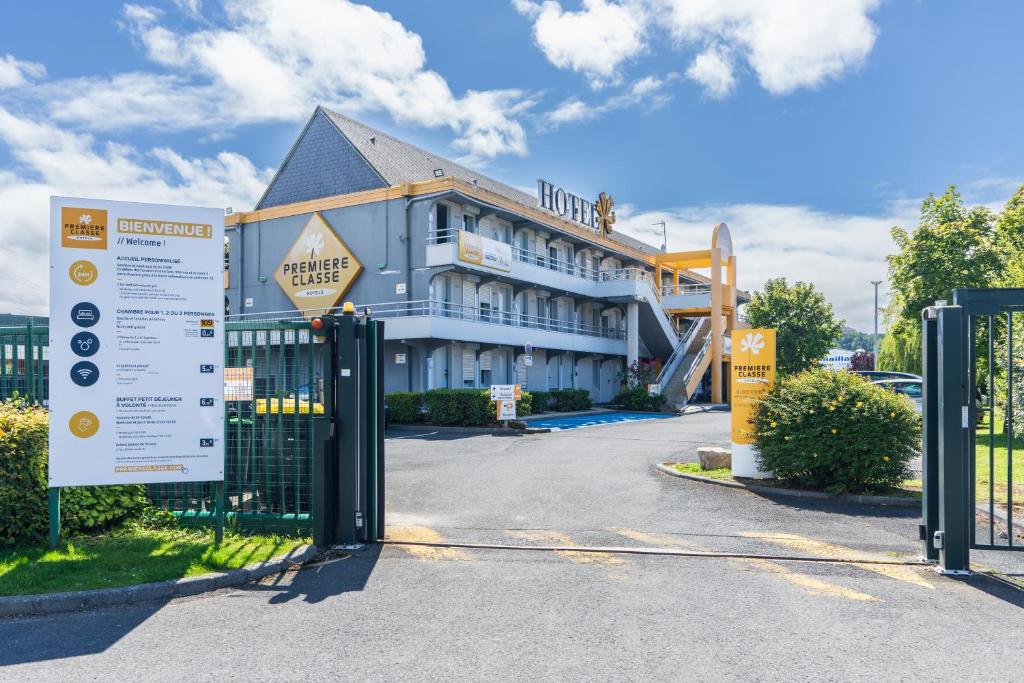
[{"x1": 750, "y1": 369, "x2": 920, "y2": 493}]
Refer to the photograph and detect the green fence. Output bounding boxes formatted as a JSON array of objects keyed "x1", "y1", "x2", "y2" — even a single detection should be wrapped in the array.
[
  {"x1": 0, "y1": 323, "x2": 49, "y2": 405},
  {"x1": 149, "y1": 320, "x2": 327, "y2": 532},
  {"x1": 0, "y1": 319, "x2": 326, "y2": 533}
]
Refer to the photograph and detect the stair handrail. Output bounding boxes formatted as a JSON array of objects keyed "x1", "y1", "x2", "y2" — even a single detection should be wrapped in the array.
[
  {"x1": 653, "y1": 318, "x2": 707, "y2": 391},
  {"x1": 680, "y1": 334, "x2": 713, "y2": 390}
]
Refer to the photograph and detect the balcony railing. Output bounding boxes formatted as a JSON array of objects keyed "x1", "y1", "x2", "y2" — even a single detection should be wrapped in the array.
[
  {"x1": 660, "y1": 283, "x2": 712, "y2": 297},
  {"x1": 428, "y1": 228, "x2": 660, "y2": 285},
  {"x1": 367, "y1": 299, "x2": 626, "y2": 340}
]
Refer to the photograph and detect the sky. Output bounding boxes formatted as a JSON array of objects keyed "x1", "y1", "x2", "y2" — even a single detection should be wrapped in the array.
[{"x1": 1, "y1": 0, "x2": 1022, "y2": 330}]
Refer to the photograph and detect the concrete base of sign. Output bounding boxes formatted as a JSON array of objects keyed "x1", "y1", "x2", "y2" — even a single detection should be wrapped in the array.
[{"x1": 731, "y1": 442, "x2": 772, "y2": 479}]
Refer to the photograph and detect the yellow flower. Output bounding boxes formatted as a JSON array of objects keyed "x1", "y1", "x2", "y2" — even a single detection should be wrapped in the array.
[
  {"x1": 812, "y1": 453, "x2": 818, "y2": 458},
  {"x1": 883, "y1": 456, "x2": 890, "y2": 462},
  {"x1": 809, "y1": 409, "x2": 815, "y2": 414},
  {"x1": 890, "y1": 412, "x2": 896, "y2": 418},
  {"x1": 856, "y1": 401, "x2": 863, "y2": 408},
  {"x1": 784, "y1": 435, "x2": 791, "y2": 441},
  {"x1": 770, "y1": 421, "x2": 778, "y2": 428},
  {"x1": 831, "y1": 428, "x2": 838, "y2": 434}
]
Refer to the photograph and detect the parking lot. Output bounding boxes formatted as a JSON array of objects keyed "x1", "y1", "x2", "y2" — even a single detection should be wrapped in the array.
[{"x1": 4, "y1": 411, "x2": 1024, "y2": 680}]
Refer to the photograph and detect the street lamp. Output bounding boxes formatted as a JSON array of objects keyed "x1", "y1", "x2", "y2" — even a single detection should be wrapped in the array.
[
  {"x1": 652, "y1": 220, "x2": 667, "y2": 252},
  {"x1": 871, "y1": 280, "x2": 882, "y2": 362}
]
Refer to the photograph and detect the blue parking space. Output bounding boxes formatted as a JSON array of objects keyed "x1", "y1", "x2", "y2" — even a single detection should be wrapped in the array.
[{"x1": 525, "y1": 411, "x2": 675, "y2": 431}]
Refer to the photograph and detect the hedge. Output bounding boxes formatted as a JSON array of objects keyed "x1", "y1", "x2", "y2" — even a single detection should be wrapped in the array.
[
  {"x1": 0, "y1": 397, "x2": 149, "y2": 546},
  {"x1": 530, "y1": 391, "x2": 552, "y2": 414},
  {"x1": 614, "y1": 386, "x2": 665, "y2": 412},
  {"x1": 385, "y1": 392, "x2": 423, "y2": 423},
  {"x1": 385, "y1": 389, "x2": 535, "y2": 425},
  {"x1": 750, "y1": 368, "x2": 920, "y2": 493},
  {"x1": 550, "y1": 389, "x2": 592, "y2": 412}
]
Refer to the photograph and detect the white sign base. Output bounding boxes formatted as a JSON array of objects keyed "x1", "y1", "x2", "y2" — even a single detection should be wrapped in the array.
[{"x1": 731, "y1": 442, "x2": 773, "y2": 479}]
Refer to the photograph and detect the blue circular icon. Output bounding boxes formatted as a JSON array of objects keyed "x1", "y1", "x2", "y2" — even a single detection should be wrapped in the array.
[
  {"x1": 70, "y1": 331, "x2": 99, "y2": 357},
  {"x1": 71, "y1": 302, "x2": 100, "y2": 328},
  {"x1": 70, "y1": 360, "x2": 99, "y2": 387}
]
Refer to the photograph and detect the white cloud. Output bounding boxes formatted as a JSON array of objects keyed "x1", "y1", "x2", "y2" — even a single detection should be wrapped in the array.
[
  {"x1": 64, "y1": 0, "x2": 530, "y2": 160},
  {"x1": 656, "y1": 0, "x2": 880, "y2": 95},
  {"x1": 614, "y1": 200, "x2": 916, "y2": 331},
  {"x1": 685, "y1": 46, "x2": 735, "y2": 99},
  {"x1": 542, "y1": 74, "x2": 672, "y2": 128},
  {"x1": 514, "y1": 0, "x2": 647, "y2": 88},
  {"x1": 0, "y1": 54, "x2": 46, "y2": 89},
  {"x1": 0, "y1": 105, "x2": 272, "y2": 314},
  {"x1": 519, "y1": 0, "x2": 880, "y2": 97}
]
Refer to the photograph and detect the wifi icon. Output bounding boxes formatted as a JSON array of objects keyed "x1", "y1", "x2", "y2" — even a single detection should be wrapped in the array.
[{"x1": 70, "y1": 361, "x2": 99, "y2": 387}]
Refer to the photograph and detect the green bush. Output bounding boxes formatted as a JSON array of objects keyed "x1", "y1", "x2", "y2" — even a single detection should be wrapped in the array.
[
  {"x1": 420, "y1": 388, "x2": 533, "y2": 425},
  {"x1": 517, "y1": 391, "x2": 533, "y2": 417},
  {"x1": 614, "y1": 386, "x2": 665, "y2": 412},
  {"x1": 751, "y1": 369, "x2": 920, "y2": 493},
  {"x1": 422, "y1": 389, "x2": 497, "y2": 426},
  {"x1": 0, "y1": 397, "x2": 148, "y2": 546},
  {"x1": 550, "y1": 389, "x2": 592, "y2": 412},
  {"x1": 385, "y1": 392, "x2": 423, "y2": 423},
  {"x1": 530, "y1": 391, "x2": 551, "y2": 414}
]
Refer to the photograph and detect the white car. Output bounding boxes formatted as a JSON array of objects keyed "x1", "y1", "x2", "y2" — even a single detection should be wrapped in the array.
[{"x1": 872, "y1": 378, "x2": 922, "y2": 415}]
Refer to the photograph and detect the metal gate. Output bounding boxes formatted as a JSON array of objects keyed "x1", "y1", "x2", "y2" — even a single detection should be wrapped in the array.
[
  {"x1": 922, "y1": 288, "x2": 1024, "y2": 573},
  {"x1": 0, "y1": 312, "x2": 385, "y2": 548},
  {"x1": 150, "y1": 311, "x2": 385, "y2": 546}
]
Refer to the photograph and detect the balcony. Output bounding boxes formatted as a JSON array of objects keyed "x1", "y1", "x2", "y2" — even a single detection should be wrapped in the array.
[
  {"x1": 659, "y1": 283, "x2": 713, "y2": 311},
  {"x1": 368, "y1": 299, "x2": 627, "y2": 355}
]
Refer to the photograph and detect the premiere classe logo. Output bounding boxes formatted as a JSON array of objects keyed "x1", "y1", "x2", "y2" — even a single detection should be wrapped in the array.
[{"x1": 61, "y1": 206, "x2": 108, "y2": 249}]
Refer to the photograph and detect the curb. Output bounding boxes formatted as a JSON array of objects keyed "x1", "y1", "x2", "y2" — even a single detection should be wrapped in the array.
[
  {"x1": 0, "y1": 543, "x2": 318, "y2": 619},
  {"x1": 387, "y1": 424, "x2": 548, "y2": 436},
  {"x1": 654, "y1": 463, "x2": 919, "y2": 508}
]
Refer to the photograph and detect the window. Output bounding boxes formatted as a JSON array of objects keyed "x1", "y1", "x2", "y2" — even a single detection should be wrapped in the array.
[
  {"x1": 549, "y1": 245, "x2": 558, "y2": 271},
  {"x1": 463, "y1": 214, "x2": 477, "y2": 233},
  {"x1": 436, "y1": 204, "x2": 450, "y2": 243},
  {"x1": 898, "y1": 382, "x2": 922, "y2": 398},
  {"x1": 592, "y1": 256, "x2": 600, "y2": 277}
]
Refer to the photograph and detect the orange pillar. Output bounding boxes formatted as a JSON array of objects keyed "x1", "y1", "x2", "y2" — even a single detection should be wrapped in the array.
[{"x1": 711, "y1": 247, "x2": 723, "y2": 403}]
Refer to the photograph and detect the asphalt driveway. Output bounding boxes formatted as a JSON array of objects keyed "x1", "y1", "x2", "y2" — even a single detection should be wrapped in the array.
[{"x1": 3, "y1": 411, "x2": 1023, "y2": 681}]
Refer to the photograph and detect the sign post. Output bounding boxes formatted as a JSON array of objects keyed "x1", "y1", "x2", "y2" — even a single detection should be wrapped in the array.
[
  {"x1": 730, "y1": 329, "x2": 776, "y2": 478},
  {"x1": 490, "y1": 384, "x2": 520, "y2": 425},
  {"x1": 49, "y1": 197, "x2": 225, "y2": 543}
]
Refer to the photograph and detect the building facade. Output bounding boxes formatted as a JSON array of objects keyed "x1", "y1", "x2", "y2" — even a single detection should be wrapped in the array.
[{"x1": 225, "y1": 107, "x2": 743, "y2": 403}]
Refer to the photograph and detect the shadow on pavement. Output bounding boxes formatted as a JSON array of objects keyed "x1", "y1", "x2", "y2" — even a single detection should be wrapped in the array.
[
  {"x1": 0, "y1": 600, "x2": 169, "y2": 666},
  {"x1": 957, "y1": 573, "x2": 1024, "y2": 608},
  {"x1": 745, "y1": 490, "x2": 921, "y2": 521},
  {"x1": 387, "y1": 429, "x2": 522, "y2": 442},
  {"x1": 237, "y1": 543, "x2": 382, "y2": 605}
]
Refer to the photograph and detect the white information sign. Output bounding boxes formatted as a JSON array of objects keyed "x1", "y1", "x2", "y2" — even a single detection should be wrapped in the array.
[
  {"x1": 49, "y1": 197, "x2": 225, "y2": 486},
  {"x1": 490, "y1": 384, "x2": 516, "y2": 401}
]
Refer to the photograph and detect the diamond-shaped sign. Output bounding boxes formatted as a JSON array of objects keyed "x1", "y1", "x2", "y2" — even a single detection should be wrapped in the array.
[{"x1": 275, "y1": 212, "x2": 363, "y2": 313}]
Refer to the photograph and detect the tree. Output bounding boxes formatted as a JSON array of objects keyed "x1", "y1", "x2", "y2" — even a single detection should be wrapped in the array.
[
  {"x1": 881, "y1": 185, "x2": 1004, "y2": 374},
  {"x1": 849, "y1": 349, "x2": 874, "y2": 371},
  {"x1": 837, "y1": 327, "x2": 876, "y2": 352},
  {"x1": 887, "y1": 186, "x2": 1003, "y2": 321},
  {"x1": 744, "y1": 278, "x2": 844, "y2": 376}
]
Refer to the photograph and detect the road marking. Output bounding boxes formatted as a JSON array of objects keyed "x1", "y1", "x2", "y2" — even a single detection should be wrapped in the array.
[
  {"x1": 611, "y1": 527, "x2": 878, "y2": 602},
  {"x1": 511, "y1": 530, "x2": 627, "y2": 566},
  {"x1": 738, "y1": 532, "x2": 934, "y2": 590},
  {"x1": 384, "y1": 526, "x2": 474, "y2": 561}
]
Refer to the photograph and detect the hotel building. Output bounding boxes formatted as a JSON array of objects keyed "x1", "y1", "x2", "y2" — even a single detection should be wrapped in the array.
[{"x1": 225, "y1": 106, "x2": 746, "y2": 405}]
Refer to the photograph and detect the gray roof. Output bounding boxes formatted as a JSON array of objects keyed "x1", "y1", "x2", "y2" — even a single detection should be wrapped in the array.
[{"x1": 319, "y1": 106, "x2": 659, "y2": 257}]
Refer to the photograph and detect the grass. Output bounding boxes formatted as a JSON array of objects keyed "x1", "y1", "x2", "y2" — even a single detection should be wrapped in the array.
[
  {"x1": 0, "y1": 528, "x2": 310, "y2": 597},
  {"x1": 903, "y1": 414, "x2": 1024, "y2": 510},
  {"x1": 672, "y1": 463, "x2": 734, "y2": 480},
  {"x1": 671, "y1": 462, "x2": 921, "y2": 498}
]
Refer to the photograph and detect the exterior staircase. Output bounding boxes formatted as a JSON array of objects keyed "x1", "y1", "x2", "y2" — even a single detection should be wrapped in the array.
[{"x1": 654, "y1": 317, "x2": 713, "y2": 409}]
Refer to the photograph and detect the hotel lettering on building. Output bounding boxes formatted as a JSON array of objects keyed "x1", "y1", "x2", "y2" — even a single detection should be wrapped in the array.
[{"x1": 225, "y1": 107, "x2": 746, "y2": 405}]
